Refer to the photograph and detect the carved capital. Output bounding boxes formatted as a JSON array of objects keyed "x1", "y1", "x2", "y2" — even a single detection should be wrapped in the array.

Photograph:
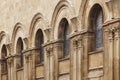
[
  {"x1": 7, "y1": 57, "x2": 14, "y2": 66},
  {"x1": 25, "y1": 56, "x2": 29, "y2": 63},
  {"x1": 104, "y1": 25, "x2": 120, "y2": 41},
  {"x1": 114, "y1": 28, "x2": 120, "y2": 40},
  {"x1": 46, "y1": 46, "x2": 53, "y2": 56},
  {"x1": 24, "y1": 53, "x2": 31, "y2": 63},
  {"x1": 72, "y1": 36, "x2": 83, "y2": 49},
  {"x1": 77, "y1": 37, "x2": 83, "y2": 48},
  {"x1": 73, "y1": 39, "x2": 78, "y2": 48}
]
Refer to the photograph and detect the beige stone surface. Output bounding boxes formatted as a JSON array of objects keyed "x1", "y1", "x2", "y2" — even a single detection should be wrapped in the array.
[{"x1": 0, "y1": 0, "x2": 119, "y2": 80}]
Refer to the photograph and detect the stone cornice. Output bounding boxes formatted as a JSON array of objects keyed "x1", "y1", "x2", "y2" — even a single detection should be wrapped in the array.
[
  {"x1": 22, "y1": 47, "x2": 38, "y2": 53},
  {"x1": 103, "y1": 18, "x2": 120, "y2": 27},
  {"x1": 43, "y1": 39, "x2": 64, "y2": 47},
  {"x1": 70, "y1": 29, "x2": 94, "y2": 39}
]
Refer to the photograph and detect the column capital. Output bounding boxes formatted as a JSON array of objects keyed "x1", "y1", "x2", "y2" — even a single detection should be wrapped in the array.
[
  {"x1": 24, "y1": 53, "x2": 32, "y2": 63},
  {"x1": 114, "y1": 28, "x2": 120, "y2": 40},
  {"x1": 46, "y1": 46, "x2": 53, "y2": 56},
  {"x1": 7, "y1": 56, "x2": 14, "y2": 66},
  {"x1": 73, "y1": 39, "x2": 78, "y2": 49}
]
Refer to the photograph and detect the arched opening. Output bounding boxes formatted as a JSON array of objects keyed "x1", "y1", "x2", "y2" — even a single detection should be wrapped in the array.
[
  {"x1": 35, "y1": 29, "x2": 44, "y2": 64},
  {"x1": 89, "y1": 4, "x2": 103, "y2": 51},
  {"x1": 16, "y1": 37, "x2": 24, "y2": 69},
  {"x1": 58, "y1": 18, "x2": 70, "y2": 58},
  {"x1": 1, "y1": 45, "x2": 7, "y2": 74}
]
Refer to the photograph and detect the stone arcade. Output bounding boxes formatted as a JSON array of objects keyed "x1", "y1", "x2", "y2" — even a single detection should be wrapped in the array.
[{"x1": 0, "y1": 0, "x2": 120, "y2": 80}]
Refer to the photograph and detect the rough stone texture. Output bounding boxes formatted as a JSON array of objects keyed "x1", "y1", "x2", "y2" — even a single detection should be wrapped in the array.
[{"x1": 0, "y1": 0, "x2": 120, "y2": 80}]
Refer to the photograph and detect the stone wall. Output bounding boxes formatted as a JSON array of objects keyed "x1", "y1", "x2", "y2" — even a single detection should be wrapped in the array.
[{"x1": 0, "y1": 0, "x2": 120, "y2": 80}]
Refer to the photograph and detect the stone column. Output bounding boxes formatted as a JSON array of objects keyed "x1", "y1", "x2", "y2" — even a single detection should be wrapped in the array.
[
  {"x1": 54, "y1": 43, "x2": 58, "y2": 80},
  {"x1": 77, "y1": 37, "x2": 83, "y2": 80},
  {"x1": 49, "y1": 47, "x2": 54, "y2": 80},
  {"x1": 29, "y1": 54, "x2": 33, "y2": 80},
  {"x1": 71, "y1": 39, "x2": 77, "y2": 80},
  {"x1": 7, "y1": 57, "x2": 14, "y2": 80},
  {"x1": 107, "y1": 29, "x2": 114, "y2": 80},
  {"x1": 104, "y1": 28, "x2": 116, "y2": 80},
  {"x1": 24, "y1": 52, "x2": 29, "y2": 80},
  {"x1": 44, "y1": 48, "x2": 50, "y2": 80},
  {"x1": 82, "y1": 32, "x2": 90, "y2": 80},
  {"x1": 24, "y1": 48, "x2": 37, "y2": 80},
  {"x1": 53, "y1": 41, "x2": 63, "y2": 80},
  {"x1": 13, "y1": 54, "x2": 18, "y2": 80},
  {"x1": 45, "y1": 45, "x2": 54, "y2": 80},
  {"x1": 104, "y1": 27, "x2": 117, "y2": 80},
  {"x1": 71, "y1": 36, "x2": 83, "y2": 80},
  {"x1": 31, "y1": 49, "x2": 36, "y2": 80},
  {"x1": 103, "y1": 27, "x2": 110, "y2": 80},
  {"x1": 103, "y1": 19, "x2": 120, "y2": 80},
  {"x1": 114, "y1": 27, "x2": 120, "y2": 80}
]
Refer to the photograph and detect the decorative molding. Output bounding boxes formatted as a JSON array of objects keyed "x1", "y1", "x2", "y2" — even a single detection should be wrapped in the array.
[
  {"x1": 7, "y1": 57, "x2": 14, "y2": 65},
  {"x1": 73, "y1": 40, "x2": 78, "y2": 48},
  {"x1": 72, "y1": 36, "x2": 83, "y2": 49},
  {"x1": 46, "y1": 46, "x2": 53, "y2": 56},
  {"x1": 103, "y1": 19, "x2": 120, "y2": 41},
  {"x1": 103, "y1": 18, "x2": 120, "y2": 27},
  {"x1": 77, "y1": 37, "x2": 83, "y2": 48},
  {"x1": 24, "y1": 52, "x2": 32, "y2": 63}
]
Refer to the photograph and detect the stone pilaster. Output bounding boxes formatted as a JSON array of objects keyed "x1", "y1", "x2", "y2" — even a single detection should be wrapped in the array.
[
  {"x1": 82, "y1": 31, "x2": 90, "y2": 80},
  {"x1": 48, "y1": 46, "x2": 54, "y2": 80},
  {"x1": 7, "y1": 56, "x2": 14, "y2": 80},
  {"x1": 23, "y1": 50, "x2": 30, "y2": 80},
  {"x1": 24, "y1": 47, "x2": 39, "y2": 80},
  {"x1": 114, "y1": 27, "x2": 120, "y2": 80},
  {"x1": 103, "y1": 27, "x2": 110, "y2": 80},
  {"x1": 32, "y1": 49, "x2": 36, "y2": 80},
  {"x1": 70, "y1": 33, "x2": 83, "y2": 80},
  {"x1": 77, "y1": 37, "x2": 83, "y2": 80},
  {"x1": 53, "y1": 43, "x2": 58, "y2": 80},
  {"x1": 103, "y1": 19, "x2": 120, "y2": 80},
  {"x1": 71, "y1": 39, "x2": 77, "y2": 80},
  {"x1": 53, "y1": 40, "x2": 63, "y2": 80},
  {"x1": 44, "y1": 43, "x2": 54, "y2": 80},
  {"x1": 107, "y1": 28, "x2": 114, "y2": 80},
  {"x1": 13, "y1": 54, "x2": 18, "y2": 80}
]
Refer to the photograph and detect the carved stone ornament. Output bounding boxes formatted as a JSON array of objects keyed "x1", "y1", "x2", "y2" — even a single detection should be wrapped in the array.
[
  {"x1": 7, "y1": 57, "x2": 14, "y2": 65},
  {"x1": 73, "y1": 39, "x2": 78, "y2": 48},
  {"x1": 105, "y1": 26, "x2": 120, "y2": 41},
  {"x1": 77, "y1": 36, "x2": 83, "y2": 48},
  {"x1": 46, "y1": 46, "x2": 53, "y2": 56},
  {"x1": 24, "y1": 53, "x2": 32, "y2": 63}
]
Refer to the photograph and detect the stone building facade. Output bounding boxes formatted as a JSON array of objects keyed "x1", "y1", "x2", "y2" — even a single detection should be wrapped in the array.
[{"x1": 0, "y1": 0, "x2": 120, "y2": 80}]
